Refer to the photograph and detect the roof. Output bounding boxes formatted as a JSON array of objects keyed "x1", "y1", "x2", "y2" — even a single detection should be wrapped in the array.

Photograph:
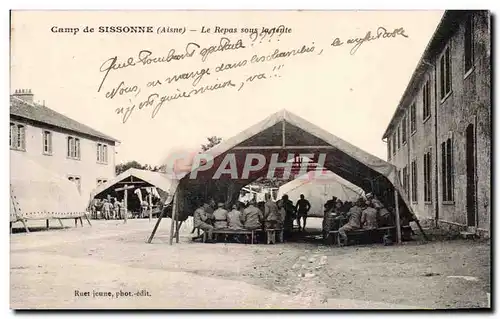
[
  {"x1": 10, "y1": 96, "x2": 119, "y2": 143},
  {"x1": 382, "y1": 10, "x2": 474, "y2": 139},
  {"x1": 167, "y1": 109, "x2": 416, "y2": 220},
  {"x1": 187, "y1": 109, "x2": 396, "y2": 182},
  {"x1": 91, "y1": 168, "x2": 173, "y2": 198}
]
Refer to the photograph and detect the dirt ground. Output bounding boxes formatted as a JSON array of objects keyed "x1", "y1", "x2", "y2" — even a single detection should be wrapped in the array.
[{"x1": 10, "y1": 217, "x2": 491, "y2": 309}]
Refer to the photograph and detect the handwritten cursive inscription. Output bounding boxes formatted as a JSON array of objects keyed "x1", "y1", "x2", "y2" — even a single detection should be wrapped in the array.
[
  {"x1": 98, "y1": 26, "x2": 410, "y2": 125},
  {"x1": 97, "y1": 42, "x2": 200, "y2": 92},
  {"x1": 346, "y1": 27, "x2": 408, "y2": 55},
  {"x1": 115, "y1": 79, "x2": 236, "y2": 123},
  {"x1": 105, "y1": 81, "x2": 141, "y2": 99},
  {"x1": 199, "y1": 37, "x2": 245, "y2": 62}
]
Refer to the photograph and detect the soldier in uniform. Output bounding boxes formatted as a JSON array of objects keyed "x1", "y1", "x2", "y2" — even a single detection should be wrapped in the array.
[
  {"x1": 263, "y1": 193, "x2": 279, "y2": 230},
  {"x1": 338, "y1": 198, "x2": 365, "y2": 245},
  {"x1": 194, "y1": 203, "x2": 214, "y2": 241}
]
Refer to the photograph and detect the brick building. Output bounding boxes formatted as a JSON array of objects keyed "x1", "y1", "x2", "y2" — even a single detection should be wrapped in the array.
[
  {"x1": 10, "y1": 89, "x2": 119, "y2": 202},
  {"x1": 382, "y1": 10, "x2": 491, "y2": 237}
]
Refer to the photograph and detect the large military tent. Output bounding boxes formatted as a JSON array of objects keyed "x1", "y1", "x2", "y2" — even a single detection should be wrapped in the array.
[
  {"x1": 277, "y1": 170, "x2": 365, "y2": 217},
  {"x1": 10, "y1": 151, "x2": 88, "y2": 230},
  {"x1": 149, "y1": 109, "x2": 421, "y2": 245}
]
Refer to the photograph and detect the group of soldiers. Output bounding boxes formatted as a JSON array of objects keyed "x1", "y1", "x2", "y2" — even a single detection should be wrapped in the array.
[
  {"x1": 192, "y1": 193, "x2": 313, "y2": 243},
  {"x1": 322, "y1": 193, "x2": 394, "y2": 245},
  {"x1": 89, "y1": 197, "x2": 125, "y2": 220}
]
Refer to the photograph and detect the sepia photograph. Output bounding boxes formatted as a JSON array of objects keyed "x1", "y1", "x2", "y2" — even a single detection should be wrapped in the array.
[{"x1": 8, "y1": 9, "x2": 491, "y2": 310}]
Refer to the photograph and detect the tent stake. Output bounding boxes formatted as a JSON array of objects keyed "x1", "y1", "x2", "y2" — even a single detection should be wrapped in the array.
[{"x1": 394, "y1": 190, "x2": 402, "y2": 244}]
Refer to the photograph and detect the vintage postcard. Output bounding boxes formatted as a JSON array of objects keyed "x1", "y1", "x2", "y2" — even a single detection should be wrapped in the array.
[{"x1": 9, "y1": 10, "x2": 491, "y2": 310}]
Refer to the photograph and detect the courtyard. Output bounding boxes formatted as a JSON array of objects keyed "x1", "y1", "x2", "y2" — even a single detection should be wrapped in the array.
[{"x1": 10, "y1": 218, "x2": 491, "y2": 309}]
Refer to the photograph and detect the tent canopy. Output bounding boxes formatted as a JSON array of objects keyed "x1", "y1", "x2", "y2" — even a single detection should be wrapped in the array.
[
  {"x1": 10, "y1": 151, "x2": 88, "y2": 221},
  {"x1": 91, "y1": 168, "x2": 173, "y2": 204},
  {"x1": 277, "y1": 170, "x2": 365, "y2": 217},
  {"x1": 167, "y1": 109, "x2": 415, "y2": 221}
]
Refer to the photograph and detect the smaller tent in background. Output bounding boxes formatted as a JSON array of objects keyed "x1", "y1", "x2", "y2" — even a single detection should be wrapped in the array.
[
  {"x1": 277, "y1": 170, "x2": 365, "y2": 217},
  {"x1": 10, "y1": 151, "x2": 89, "y2": 230},
  {"x1": 90, "y1": 168, "x2": 173, "y2": 218}
]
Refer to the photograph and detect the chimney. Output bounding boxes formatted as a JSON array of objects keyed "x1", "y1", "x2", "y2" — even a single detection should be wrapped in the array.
[{"x1": 13, "y1": 89, "x2": 34, "y2": 104}]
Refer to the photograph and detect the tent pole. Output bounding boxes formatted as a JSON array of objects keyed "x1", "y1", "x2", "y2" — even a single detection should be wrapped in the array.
[
  {"x1": 148, "y1": 193, "x2": 152, "y2": 222},
  {"x1": 169, "y1": 194, "x2": 178, "y2": 245},
  {"x1": 394, "y1": 190, "x2": 402, "y2": 244},
  {"x1": 147, "y1": 204, "x2": 165, "y2": 243},
  {"x1": 175, "y1": 219, "x2": 181, "y2": 243},
  {"x1": 282, "y1": 120, "x2": 286, "y2": 147}
]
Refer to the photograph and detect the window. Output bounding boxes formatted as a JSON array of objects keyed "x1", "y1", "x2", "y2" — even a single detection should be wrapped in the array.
[
  {"x1": 392, "y1": 134, "x2": 396, "y2": 155},
  {"x1": 424, "y1": 150, "x2": 432, "y2": 203},
  {"x1": 464, "y1": 15, "x2": 474, "y2": 73},
  {"x1": 97, "y1": 178, "x2": 108, "y2": 186},
  {"x1": 97, "y1": 143, "x2": 108, "y2": 164},
  {"x1": 387, "y1": 138, "x2": 391, "y2": 160},
  {"x1": 68, "y1": 176, "x2": 81, "y2": 193},
  {"x1": 10, "y1": 122, "x2": 26, "y2": 151},
  {"x1": 397, "y1": 125, "x2": 401, "y2": 150},
  {"x1": 402, "y1": 114, "x2": 407, "y2": 144},
  {"x1": 43, "y1": 130, "x2": 53, "y2": 155},
  {"x1": 423, "y1": 80, "x2": 431, "y2": 120},
  {"x1": 67, "y1": 136, "x2": 81, "y2": 159},
  {"x1": 440, "y1": 46, "x2": 452, "y2": 99},
  {"x1": 441, "y1": 138, "x2": 454, "y2": 202},
  {"x1": 410, "y1": 103, "x2": 416, "y2": 134},
  {"x1": 411, "y1": 160, "x2": 418, "y2": 202},
  {"x1": 402, "y1": 166, "x2": 409, "y2": 193}
]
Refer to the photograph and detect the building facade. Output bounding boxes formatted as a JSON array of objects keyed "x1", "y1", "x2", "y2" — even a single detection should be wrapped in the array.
[
  {"x1": 10, "y1": 89, "x2": 119, "y2": 202},
  {"x1": 382, "y1": 11, "x2": 491, "y2": 237}
]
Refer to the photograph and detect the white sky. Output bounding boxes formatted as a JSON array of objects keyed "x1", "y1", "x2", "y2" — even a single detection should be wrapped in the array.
[{"x1": 10, "y1": 10, "x2": 444, "y2": 166}]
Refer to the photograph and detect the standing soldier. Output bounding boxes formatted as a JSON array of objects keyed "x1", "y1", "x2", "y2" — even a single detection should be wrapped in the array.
[
  {"x1": 295, "y1": 194, "x2": 311, "y2": 231},
  {"x1": 102, "y1": 199, "x2": 112, "y2": 220},
  {"x1": 263, "y1": 193, "x2": 279, "y2": 230}
]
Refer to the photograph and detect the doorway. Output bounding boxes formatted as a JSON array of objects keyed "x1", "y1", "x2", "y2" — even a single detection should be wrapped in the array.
[{"x1": 466, "y1": 124, "x2": 476, "y2": 227}]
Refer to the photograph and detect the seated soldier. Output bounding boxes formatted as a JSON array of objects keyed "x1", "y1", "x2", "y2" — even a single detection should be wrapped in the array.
[
  {"x1": 367, "y1": 193, "x2": 393, "y2": 227},
  {"x1": 193, "y1": 203, "x2": 214, "y2": 240},
  {"x1": 227, "y1": 203, "x2": 244, "y2": 229},
  {"x1": 241, "y1": 199, "x2": 263, "y2": 231},
  {"x1": 338, "y1": 198, "x2": 364, "y2": 245},
  {"x1": 213, "y1": 202, "x2": 229, "y2": 229},
  {"x1": 361, "y1": 200, "x2": 378, "y2": 230}
]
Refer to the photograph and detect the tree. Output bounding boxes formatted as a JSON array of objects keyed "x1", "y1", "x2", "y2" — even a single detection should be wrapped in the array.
[
  {"x1": 115, "y1": 160, "x2": 143, "y2": 175},
  {"x1": 115, "y1": 161, "x2": 166, "y2": 175},
  {"x1": 201, "y1": 136, "x2": 222, "y2": 152}
]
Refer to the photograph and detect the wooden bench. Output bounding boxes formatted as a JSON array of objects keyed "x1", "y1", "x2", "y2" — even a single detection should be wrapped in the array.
[
  {"x1": 203, "y1": 229, "x2": 257, "y2": 244},
  {"x1": 202, "y1": 228, "x2": 284, "y2": 244},
  {"x1": 329, "y1": 226, "x2": 396, "y2": 247}
]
